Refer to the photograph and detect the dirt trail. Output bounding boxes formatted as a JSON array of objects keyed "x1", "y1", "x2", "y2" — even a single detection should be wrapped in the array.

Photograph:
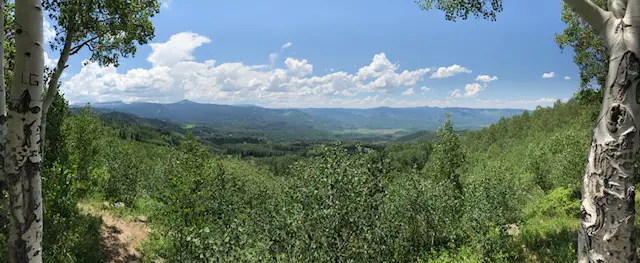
[{"x1": 80, "y1": 204, "x2": 151, "y2": 263}]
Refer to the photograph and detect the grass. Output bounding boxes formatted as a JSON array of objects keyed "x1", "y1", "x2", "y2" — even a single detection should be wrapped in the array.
[{"x1": 79, "y1": 193, "x2": 163, "y2": 224}]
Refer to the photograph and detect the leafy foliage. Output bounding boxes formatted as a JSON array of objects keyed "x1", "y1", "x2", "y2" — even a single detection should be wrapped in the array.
[
  {"x1": 64, "y1": 106, "x2": 108, "y2": 197},
  {"x1": 2, "y1": 1, "x2": 14, "y2": 96},
  {"x1": 286, "y1": 145, "x2": 387, "y2": 262},
  {"x1": 40, "y1": 93, "x2": 104, "y2": 262},
  {"x1": 554, "y1": 0, "x2": 608, "y2": 89},
  {"x1": 42, "y1": 0, "x2": 160, "y2": 66},
  {"x1": 416, "y1": 0, "x2": 503, "y2": 21},
  {"x1": 103, "y1": 139, "x2": 145, "y2": 206}
]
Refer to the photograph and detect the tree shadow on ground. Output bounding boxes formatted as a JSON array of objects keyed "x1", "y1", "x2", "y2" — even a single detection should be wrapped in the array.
[{"x1": 42, "y1": 212, "x2": 105, "y2": 262}]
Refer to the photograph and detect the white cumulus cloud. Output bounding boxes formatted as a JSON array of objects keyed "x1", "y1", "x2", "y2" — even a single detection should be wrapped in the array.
[
  {"x1": 147, "y1": 32, "x2": 211, "y2": 67},
  {"x1": 464, "y1": 83, "x2": 485, "y2": 97},
  {"x1": 475, "y1": 75, "x2": 498, "y2": 82},
  {"x1": 284, "y1": 58, "x2": 313, "y2": 78},
  {"x1": 44, "y1": 52, "x2": 57, "y2": 68},
  {"x1": 356, "y1": 53, "x2": 430, "y2": 91},
  {"x1": 542, "y1": 72, "x2": 556, "y2": 79},
  {"x1": 564, "y1": 76, "x2": 571, "y2": 80},
  {"x1": 449, "y1": 89, "x2": 462, "y2": 98},
  {"x1": 62, "y1": 32, "x2": 434, "y2": 107},
  {"x1": 421, "y1": 86, "x2": 430, "y2": 91},
  {"x1": 43, "y1": 19, "x2": 56, "y2": 44},
  {"x1": 430, "y1": 64, "x2": 471, "y2": 79},
  {"x1": 401, "y1": 88, "x2": 415, "y2": 96}
]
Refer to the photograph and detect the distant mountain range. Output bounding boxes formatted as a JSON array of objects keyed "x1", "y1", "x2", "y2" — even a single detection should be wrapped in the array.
[{"x1": 72, "y1": 100, "x2": 525, "y2": 134}]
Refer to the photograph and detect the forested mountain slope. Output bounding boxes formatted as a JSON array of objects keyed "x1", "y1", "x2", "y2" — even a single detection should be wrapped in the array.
[
  {"x1": 75, "y1": 100, "x2": 524, "y2": 132},
  {"x1": 446, "y1": 89, "x2": 602, "y2": 261},
  {"x1": 361, "y1": 90, "x2": 603, "y2": 262},
  {"x1": 299, "y1": 106, "x2": 524, "y2": 130},
  {"x1": 7, "y1": 89, "x2": 620, "y2": 262}
]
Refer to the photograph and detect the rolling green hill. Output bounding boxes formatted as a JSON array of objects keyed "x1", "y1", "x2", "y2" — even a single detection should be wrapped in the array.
[
  {"x1": 299, "y1": 106, "x2": 524, "y2": 130},
  {"x1": 75, "y1": 100, "x2": 524, "y2": 133}
]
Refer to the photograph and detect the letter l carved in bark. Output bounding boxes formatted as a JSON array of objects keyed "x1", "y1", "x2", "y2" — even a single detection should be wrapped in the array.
[{"x1": 6, "y1": 0, "x2": 45, "y2": 262}]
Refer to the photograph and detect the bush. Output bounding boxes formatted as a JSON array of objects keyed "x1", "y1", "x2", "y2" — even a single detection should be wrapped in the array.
[
  {"x1": 518, "y1": 186, "x2": 580, "y2": 262},
  {"x1": 104, "y1": 139, "x2": 146, "y2": 206},
  {"x1": 285, "y1": 145, "x2": 386, "y2": 262},
  {"x1": 382, "y1": 168, "x2": 462, "y2": 262},
  {"x1": 151, "y1": 135, "x2": 279, "y2": 262}
]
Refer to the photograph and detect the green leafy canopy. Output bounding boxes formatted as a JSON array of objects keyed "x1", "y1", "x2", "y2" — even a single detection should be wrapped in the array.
[
  {"x1": 42, "y1": 0, "x2": 160, "y2": 67},
  {"x1": 416, "y1": 0, "x2": 503, "y2": 21}
]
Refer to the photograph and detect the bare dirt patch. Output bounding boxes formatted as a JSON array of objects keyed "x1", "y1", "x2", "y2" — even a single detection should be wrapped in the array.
[{"x1": 80, "y1": 203, "x2": 151, "y2": 263}]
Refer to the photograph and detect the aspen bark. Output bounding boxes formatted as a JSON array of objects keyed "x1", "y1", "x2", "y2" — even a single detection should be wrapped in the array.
[
  {"x1": 564, "y1": 0, "x2": 640, "y2": 262},
  {"x1": 6, "y1": 0, "x2": 45, "y2": 262},
  {"x1": 0, "y1": 0, "x2": 8, "y2": 230}
]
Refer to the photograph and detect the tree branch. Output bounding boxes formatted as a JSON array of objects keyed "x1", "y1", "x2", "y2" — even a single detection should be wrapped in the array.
[
  {"x1": 625, "y1": 0, "x2": 640, "y2": 25},
  {"x1": 69, "y1": 35, "x2": 100, "y2": 56},
  {"x1": 563, "y1": 0, "x2": 613, "y2": 32},
  {"x1": 42, "y1": 33, "x2": 72, "y2": 115},
  {"x1": 41, "y1": 31, "x2": 73, "y2": 156}
]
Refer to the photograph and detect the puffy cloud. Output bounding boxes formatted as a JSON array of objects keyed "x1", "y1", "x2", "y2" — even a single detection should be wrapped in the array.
[
  {"x1": 421, "y1": 86, "x2": 430, "y2": 91},
  {"x1": 542, "y1": 72, "x2": 555, "y2": 79},
  {"x1": 147, "y1": 32, "x2": 211, "y2": 66},
  {"x1": 285, "y1": 58, "x2": 313, "y2": 78},
  {"x1": 269, "y1": 53, "x2": 279, "y2": 67},
  {"x1": 430, "y1": 64, "x2": 471, "y2": 79},
  {"x1": 44, "y1": 52, "x2": 57, "y2": 68},
  {"x1": 359, "y1": 68, "x2": 429, "y2": 91},
  {"x1": 62, "y1": 32, "x2": 433, "y2": 106},
  {"x1": 475, "y1": 75, "x2": 498, "y2": 82},
  {"x1": 464, "y1": 83, "x2": 485, "y2": 97},
  {"x1": 43, "y1": 19, "x2": 56, "y2": 44},
  {"x1": 449, "y1": 89, "x2": 462, "y2": 98},
  {"x1": 564, "y1": 76, "x2": 571, "y2": 80},
  {"x1": 356, "y1": 53, "x2": 400, "y2": 81},
  {"x1": 63, "y1": 60, "x2": 175, "y2": 103},
  {"x1": 401, "y1": 88, "x2": 415, "y2": 96},
  {"x1": 356, "y1": 53, "x2": 430, "y2": 91}
]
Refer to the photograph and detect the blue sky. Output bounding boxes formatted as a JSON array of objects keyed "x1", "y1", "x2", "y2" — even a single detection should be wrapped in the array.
[{"x1": 50, "y1": 0, "x2": 581, "y2": 109}]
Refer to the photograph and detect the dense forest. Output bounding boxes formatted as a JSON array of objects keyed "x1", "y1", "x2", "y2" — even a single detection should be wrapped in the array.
[
  {"x1": 0, "y1": 86, "x2": 609, "y2": 262},
  {"x1": 3, "y1": 0, "x2": 640, "y2": 261}
]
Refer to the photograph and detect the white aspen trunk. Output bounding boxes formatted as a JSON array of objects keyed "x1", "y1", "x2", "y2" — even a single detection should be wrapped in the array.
[
  {"x1": 566, "y1": 0, "x2": 640, "y2": 262},
  {"x1": 6, "y1": 0, "x2": 45, "y2": 262},
  {"x1": 0, "y1": 0, "x2": 8, "y2": 229}
]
